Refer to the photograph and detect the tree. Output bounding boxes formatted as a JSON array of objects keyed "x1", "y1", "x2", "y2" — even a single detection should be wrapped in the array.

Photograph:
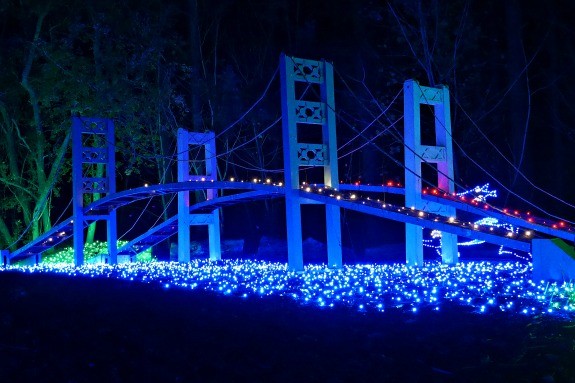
[
  {"x1": 0, "y1": 2, "x2": 71, "y2": 248},
  {"x1": 0, "y1": 0, "x2": 191, "y2": 248}
]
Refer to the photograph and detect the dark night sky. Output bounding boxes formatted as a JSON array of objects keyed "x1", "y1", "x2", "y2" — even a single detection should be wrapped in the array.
[{"x1": 1, "y1": 0, "x2": 575, "y2": 245}]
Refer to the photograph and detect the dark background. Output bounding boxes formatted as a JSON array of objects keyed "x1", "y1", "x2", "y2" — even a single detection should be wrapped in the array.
[{"x1": 1, "y1": 0, "x2": 574, "y2": 256}]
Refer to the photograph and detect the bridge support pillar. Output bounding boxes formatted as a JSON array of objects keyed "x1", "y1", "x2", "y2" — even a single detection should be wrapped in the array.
[
  {"x1": 72, "y1": 117, "x2": 117, "y2": 267},
  {"x1": 404, "y1": 80, "x2": 458, "y2": 266},
  {"x1": 1, "y1": 250, "x2": 9, "y2": 266},
  {"x1": 177, "y1": 129, "x2": 221, "y2": 263},
  {"x1": 280, "y1": 53, "x2": 342, "y2": 271},
  {"x1": 405, "y1": 224, "x2": 424, "y2": 266},
  {"x1": 285, "y1": 190, "x2": 304, "y2": 271}
]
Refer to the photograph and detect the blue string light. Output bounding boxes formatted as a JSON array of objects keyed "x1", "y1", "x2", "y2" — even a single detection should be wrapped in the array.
[
  {"x1": 424, "y1": 184, "x2": 531, "y2": 260},
  {"x1": 2, "y1": 259, "x2": 573, "y2": 318}
]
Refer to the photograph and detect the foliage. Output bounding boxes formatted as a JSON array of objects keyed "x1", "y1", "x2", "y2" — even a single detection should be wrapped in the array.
[
  {"x1": 568, "y1": 285, "x2": 575, "y2": 307},
  {"x1": 41, "y1": 240, "x2": 154, "y2": 264},
  {"x1": 0, "y1": 0, "x2": 190, "y2": 247},
  {"x1": 1, "y1": 0, "x2": 574, "y2": 248}
]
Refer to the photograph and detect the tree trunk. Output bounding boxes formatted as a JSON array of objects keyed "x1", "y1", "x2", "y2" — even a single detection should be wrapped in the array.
[
  {"x1": 20, "y1": 10, "x2": 49, "y2": 239},
  {"x1": 189, "y1": 0, "x2": 204, "y2": 132},
  {"x1": 85, "y1": 13, "x2": 105, "y2": 245},
  {"x1": 156, "y1": 116, "x2": 173, "y2": 222},
  {"x1": 549, "y1": 7, "x2": 565, "y2": 203},
  {"x1": 33, "y1": 131, "x2": 71, "y2": 237},
  {"x1": 417, "y1": 0, "x2": 437, "y2": 87},
  {"x1": 0, "y1": 217, "x2": 13, "y2": 249},
  {"x1": 0, "y1": 114, "x2": 34, "y2": 230},
  {"x1": 189, "y1": 0, "x2": 209, "y2": 206},
  {"x1": 504, "y1": 1, "x2": 529, "y2": 199}
]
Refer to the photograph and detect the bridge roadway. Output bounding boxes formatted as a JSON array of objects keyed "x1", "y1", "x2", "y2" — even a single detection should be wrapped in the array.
[
  {"x1": 6, "y1": 181, "x2": 574, "y2": 263},
  {"x1": 7, "y1": 181, "x2": 284, "y2": 262},
  {"x1": 337, "y1": 184, "x2": 575, "y2": 243}
]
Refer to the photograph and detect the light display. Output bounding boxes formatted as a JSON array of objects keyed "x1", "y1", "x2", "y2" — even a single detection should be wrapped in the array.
[
  {"x1": 5, "y1": 181, "x2": 574, "y2": 320},
  {"x1": 10, "y1": 177, "x2": 571, "y2": 266},
  {"x1": 423, "y1": 184, "x2": 530, "y2": 260},
  {"x1": 2, "y1": 259, "x2": 574, "y2": 318},
  {"x1": 456, "y1": 183, "x2": 497, "y2": 202},
  {"x1": 39, "y1": 241, "x2": 153, "y2": 264},
  {"x1": 303, "y1": 183, "x2": 535, "y2": 249}
]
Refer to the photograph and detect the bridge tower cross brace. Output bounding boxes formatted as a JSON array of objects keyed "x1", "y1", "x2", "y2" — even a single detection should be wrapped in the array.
[
  {"x1": 177, "y1": 129, "x2": 221, "y2": 262},
  {"x1": 72, "y1": 117, "x2": 117, "y2": 267},
  {"x1": 404, "y1": 80, "x2": 458, "y2": 266},
  {"x1": 280, "y1": 53, "x2": 342, "y2": 271}
]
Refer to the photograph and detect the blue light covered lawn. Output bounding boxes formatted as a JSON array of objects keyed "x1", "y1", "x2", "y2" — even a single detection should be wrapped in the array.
[{"x1": 3, "y1": 260, "x2": 574, "y2": 318}]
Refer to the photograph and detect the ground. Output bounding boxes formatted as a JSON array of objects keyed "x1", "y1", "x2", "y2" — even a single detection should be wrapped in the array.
[{"x1": 0, "y1": 271, "x2": 573, "y2": 383}]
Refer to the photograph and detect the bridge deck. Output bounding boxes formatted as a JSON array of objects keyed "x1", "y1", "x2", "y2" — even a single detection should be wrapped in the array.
[
  {"x1": 116, "y1": 189, "x2": 284, "y2": 256},
  {"x1": 337, "y1": 184, "x2": 574, "y2": 243},
  {"x1": 8, "y1": 182, "x2": 283, "y2": 262},
  {"x1": 8, "y1": 218, "x2": 76, "y2": 260},
  {"x1": 300, "y1": 190, "x2": 532, "y2": 252},
  {"x1": 85, "y1": 181, "x2": 284, "y2": 216},
  {"x1": 9, "y1": 181, "x2": 569, "y2": 263}
]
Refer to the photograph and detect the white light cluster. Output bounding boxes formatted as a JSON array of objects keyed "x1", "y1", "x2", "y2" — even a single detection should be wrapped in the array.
[
  {"x1": 310, "y1": 185, "x2": 533, "y2": 242},
  {"x1": 2, "y1": 260, "x2": 574, "y2": 318},
  {"x1": 424, "y1": 186, "x2": 530, "y2": 260},
  {"x1": 456, "y1": 183, "x2": 497, "y2": 202}
]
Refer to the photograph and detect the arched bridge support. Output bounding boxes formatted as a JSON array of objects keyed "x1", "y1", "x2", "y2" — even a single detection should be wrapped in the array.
[{"x1": 404, "y1": 80, "x2": 458, "y2": 266}]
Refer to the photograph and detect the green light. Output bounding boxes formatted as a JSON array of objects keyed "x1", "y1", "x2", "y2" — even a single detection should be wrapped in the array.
[{"x1": 41, "y1": 241, "x2": 154, "y2": 264}]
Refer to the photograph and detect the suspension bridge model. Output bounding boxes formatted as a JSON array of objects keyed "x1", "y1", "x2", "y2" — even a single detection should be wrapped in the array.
[{"x1": 2, "y1": 54, "x2": 574, "y2": 281}]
